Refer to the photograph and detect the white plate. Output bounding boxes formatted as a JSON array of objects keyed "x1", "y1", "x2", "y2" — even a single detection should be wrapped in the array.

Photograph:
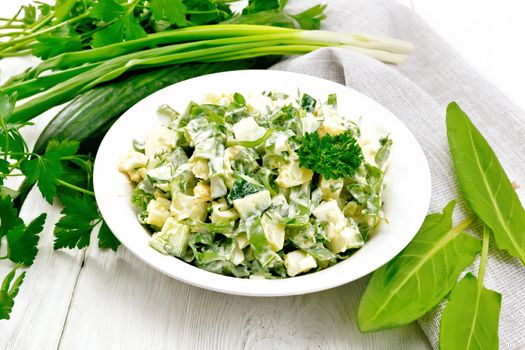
[{"x1": 94, "y1": 70, "x2": 431, "y2": 297}]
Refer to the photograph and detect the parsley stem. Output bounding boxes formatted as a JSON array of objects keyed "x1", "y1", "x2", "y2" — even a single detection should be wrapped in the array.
[
  {"x1": 57, "y1": 179, "x2": 95, "y2": 196},
  {"x1": 477, "y1": 226, "x2": 490, "y2": 287},
  {"x1": 26, "y1": 13, "x2": 53, "y2": 33},
  {"x1": 0, "y1": 17, "x2": 22, "y2": 22},
  {"x1": 0, "y1": 255, "x2": 8, "y2": 260},
  {"x1": 0, "y1": 12, "x2": 90, "y2": 49},
  {"x1": 0, "y1": 49, "x2": 32, "y2": 57},
  {"x1": 0, "y1": 24, "x2": 24, "y2": 29}
]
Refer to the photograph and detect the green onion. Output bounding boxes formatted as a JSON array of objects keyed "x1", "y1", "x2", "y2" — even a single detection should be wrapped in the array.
[{"x1": 5, "y1": 25, "x2": 414, "y2": 124}]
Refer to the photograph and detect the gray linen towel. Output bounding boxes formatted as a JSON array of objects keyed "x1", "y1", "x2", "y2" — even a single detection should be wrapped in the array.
[{"x1": 276, "y1": 0, "x2": 525, "y2": 348}]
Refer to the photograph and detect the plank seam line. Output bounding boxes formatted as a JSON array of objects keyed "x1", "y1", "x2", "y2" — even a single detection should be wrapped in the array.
[{"x1": 56, "y1": 249, "x2": 87, "y2": 350}]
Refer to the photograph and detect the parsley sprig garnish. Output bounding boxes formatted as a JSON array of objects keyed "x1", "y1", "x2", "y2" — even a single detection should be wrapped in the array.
[{"x1": 297, "y1": 131, "x2": 363, "y2": 179}]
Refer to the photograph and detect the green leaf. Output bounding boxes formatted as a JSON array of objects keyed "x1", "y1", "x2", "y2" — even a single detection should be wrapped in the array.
[
  {"x1": 0, "y1": 127, "x2": 27, "y2": 161},
  {"x1": 357, "y1": 201, "x2": 482, "y2": 332},
  {"x1": 91, "y1": 14, "x2": 147, "y2": 47},
  {"x1": 242, "y1": 0, "x2": 280, "y2": 15},
  {"x1": 22, "y1": 5, "x2": 37, "y2": 25},
  {"x1": 447, "y1": 102, "x2": 525, "y2": 265},
  {"x1": 20, "y1": 139, "x2": 80, "y2": 203},
  {"x1": 33, "y1": 27, "x2": 83, "y2": 59},
  {"x1": 7, "y1": 213, "x2": 47, "y2": 266},
  {"x1": 54, "y1": 0, "x2": 77, "y2": 21},
  {"x1": 54, "y1": 194, "x2": 99, "y2": 249},
  {"x1": 90, "y1": 0, "x2": 127, "y2": 22},
  {"x1": 0, "y1": 268, "x2": 25, "y2": 320},
  {"x1": 150, "y1": 0, "x2": 188, "y2": 27},
  {"x1": 439, "y1": 273, "x2": 501, "y2": 350},
  {"x1": 183, "y1": 0, "x2": 232, "y2": 25},
  {"x1": 300, "y1": 93, "x2": 316, "y2": 112},
  {"x1": 0, "y1": 195, "x2": 23, "y2": 238},
  {"x1": 290, "y1": 4, "x2": 327, "y2": 30},
  {"x1": 56, "y1": 162, "x2": 90, "y2": 198},
  {"x1": 227, "y1": 175, "x2": 263, "y2": 202},
  {"x1": 226, "y1": 10, "x2": 296, "y2": 28},
  {"x1": 122, "y1": 14, "x2": 147, "y2": 41},
  {"x1": 97, "y1": 221, "x2": 120, "y2": 251}
]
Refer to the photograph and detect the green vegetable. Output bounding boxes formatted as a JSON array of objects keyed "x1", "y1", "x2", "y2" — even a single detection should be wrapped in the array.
[
  {"x1": 0, "y1": 195, "x2": 23, "y2": 238},
  {"x1": 227, "y1": 175, "x2": 263, "y2": 202},
  {"x1": 447, "y1": 102, "x2": 525, "y2": 265},
  {"x1": 0, "y1": 268, "x2": 25, "y2": 320},
  {"x1": 98, "y1": 221, "x2": 121, "y2": 251},
  {"x1": 20, "y1": 139, "x2": 80, "y2": 203},
  {"x1": 4, "y1": 23, "x2": 414, "y2": 124},
  {"x1": 357, "y1": 201, "x2": 482, "y2": 332},
  {"x1": 243, "y1": 0, "x2": 280, "y2": 15},
  {"x1": 300, "y1": 93, "x2": 316, "y2": 112},
  {"x1": 326, "y1": 93, "x2": 337, "y2": 106},
  {"x1": 0, "y1": 0, "x2": 275, "y2": 58},
  {"x1": 54, "y1": 194, "x2": 104, "y2": 250},
  {"x1": 440, "y1": 273, "x2": 501, "y2": 350},
  {"x1": 298, "y1": 131, "x2": 363, "y2": 179},
  {"x1": 6, "y1": 213, "x2": 47, "y2": 266},
  {"x1": 289, "y1": 4, "x2": 327, "y2": 30},
  {"x1": 439, "y1": 227, "x2": 501, "y2": 350}
]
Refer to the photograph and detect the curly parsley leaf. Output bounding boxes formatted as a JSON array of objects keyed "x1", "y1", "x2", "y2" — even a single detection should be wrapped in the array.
[
  {"x1": 150, "y1": 0, "x2": 188, "y2": 27},
  {"x1": 0, "y1": 195, "x2": 23, "y2": 238},
  {"x1": 290, "y1": 4, "x2": 327, "y2": 30},
  {"x1": 0, "y1": 268, "x2": 26, "y2": 320},
  {"x1": 20, "y1": 139, "x2": 80, "y2": 204},
  {"x1": 54, "y1": 194, "x2": 100, "y2": 249},
  {"x1": 7, "y1": 213, "x2": 47, "y2": 266},
  {"x1": 98, "y1": 221, "x2": 120, "y2": 251},
  {"x1": 298, "y1": 131, "x2": 363, "y2": 179}
]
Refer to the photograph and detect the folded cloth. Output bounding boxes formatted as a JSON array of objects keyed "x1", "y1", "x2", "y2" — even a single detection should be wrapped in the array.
[{"x1": 275, "y1": 1, "x2": 525, "y2": 348}]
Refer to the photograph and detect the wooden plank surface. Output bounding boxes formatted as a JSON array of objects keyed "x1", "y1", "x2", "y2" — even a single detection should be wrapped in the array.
[{"x1": 57, "y1": 244, "x2": 430, "y2": 350}]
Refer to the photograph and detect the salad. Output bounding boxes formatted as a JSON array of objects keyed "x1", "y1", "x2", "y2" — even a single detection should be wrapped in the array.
[{"x1": 118, "y1": 91, "x2": 392, "y2": 279}]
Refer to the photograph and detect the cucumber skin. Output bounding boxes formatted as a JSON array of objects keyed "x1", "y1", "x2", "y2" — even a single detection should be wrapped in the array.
[{"x1": 33, "y1": 58, "x2": 275, "y2": 154}]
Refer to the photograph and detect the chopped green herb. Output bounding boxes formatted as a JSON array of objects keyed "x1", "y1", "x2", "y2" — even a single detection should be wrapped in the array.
[{"x1": 298, "y1": 131, "x2": 363, "y2": 179}]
